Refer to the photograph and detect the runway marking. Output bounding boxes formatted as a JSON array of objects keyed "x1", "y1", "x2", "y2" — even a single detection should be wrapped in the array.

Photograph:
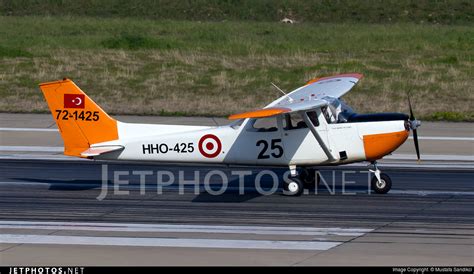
[
  {"x1": 1, "y1": 181, "x2": 474, "y2": 196},
  {"x1": 0, "y1": 127, "x2": 58, "y2": 132},
  {"x1": 0, "y1": 154, "x2": 78, "y2": 161},
  {"x1": 0, "y1": 221, "x2": 372, "y2": 237},
  {"x1": 0, "y1": 234, "x2": 341, "y2": 250},
  {"x1": 390, "y1": 190, "x2": 474, "y2": 196},
  {"x1": 386, "y1": 154, "x2": 474, "y2": 162},
  {"x1": 409, "y1": 136, "x2": 474, "y2": 141},
  {"x1": 0, "y1": 146, "x2": 63, "y2": 152}
]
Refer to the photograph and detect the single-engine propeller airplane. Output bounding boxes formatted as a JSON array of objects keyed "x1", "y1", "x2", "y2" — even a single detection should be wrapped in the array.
[{"x1": 40, "y1": 73, "x2": 421, "y2": 196}]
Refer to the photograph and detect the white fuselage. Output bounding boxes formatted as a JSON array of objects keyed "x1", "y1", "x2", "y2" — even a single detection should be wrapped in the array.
[{"x1": 95, "y1": 110, "x2": 408, "y2": 167}]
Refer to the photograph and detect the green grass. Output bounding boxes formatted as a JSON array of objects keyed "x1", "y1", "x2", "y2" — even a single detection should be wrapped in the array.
[
  {"x1": 0, "y1": 16, "x2": 473, "y2": 121},
  {"x1": 1, "y1": 0, "x2": 472, "y2": 24}
]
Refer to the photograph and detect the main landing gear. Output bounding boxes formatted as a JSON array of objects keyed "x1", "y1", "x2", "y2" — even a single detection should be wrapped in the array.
[
  {"x1": 283, "y1": 163, "x2": 392, "y2": 196},
  {"x1": 283, "y1": 167, "x2": 319, "y2": 196},
  {"x1": 369, "y1": 161, "x2": 392, "y2": 194}
]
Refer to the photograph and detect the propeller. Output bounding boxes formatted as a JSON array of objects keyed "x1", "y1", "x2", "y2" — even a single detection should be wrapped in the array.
[{"x1": 408, "y1": 94, "x2": 421, "y2": 161}]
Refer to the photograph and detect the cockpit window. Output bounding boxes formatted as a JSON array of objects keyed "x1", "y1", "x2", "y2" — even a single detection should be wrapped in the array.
[
  {"x1": 283, "y1": 113, "x2": 307, "y2": 130},
  {"x1": 307, "y1": 111, "x2": 320, "y2": 127},
  {"x1": 250, "y1": 117, "x2": 278, "y2": 132},
  {"x1": 230, "y1": 118, "x2": 244, "y2": 129},
  {"x1": 322, "y1": 97, "x2": 355, "y2": 124}
]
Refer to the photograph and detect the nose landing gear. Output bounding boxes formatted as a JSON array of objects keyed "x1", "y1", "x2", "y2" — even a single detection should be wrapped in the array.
[{"x1": 369, "y1": 161, "x2": 392, "y2": 194}]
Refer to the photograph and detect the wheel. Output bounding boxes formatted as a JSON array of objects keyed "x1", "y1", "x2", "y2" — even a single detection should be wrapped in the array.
[
  {"x1": 299, "y1": 168, "x2": 319, "y2": 189},
  {"x1": 371, "y1": 173, "x2": 392, "y2": 194},
  {"x1": 283, "y1": 177, "x2": 304, "y2": 196}
]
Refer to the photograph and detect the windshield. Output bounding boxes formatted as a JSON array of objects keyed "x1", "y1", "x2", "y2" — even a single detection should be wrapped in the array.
[{"x1": 322, "y1": 96, "x2": 355, "y2": 123}]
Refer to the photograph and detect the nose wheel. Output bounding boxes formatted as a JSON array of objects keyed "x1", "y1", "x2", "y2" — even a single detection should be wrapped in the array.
[{"x1": 369, "y1": 162, "x2": 392, "y2": 194}]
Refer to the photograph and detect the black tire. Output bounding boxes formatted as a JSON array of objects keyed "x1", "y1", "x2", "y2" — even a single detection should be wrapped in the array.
[
  {"x1": 371, "y1": 173, "x2": 392, "y2": 194},
  {"x1": 283, "y1": 177, "x2": 304, "y2": 196},
  {"x1": 300, "y1": 168, "x2": 319, "y2": 189}
]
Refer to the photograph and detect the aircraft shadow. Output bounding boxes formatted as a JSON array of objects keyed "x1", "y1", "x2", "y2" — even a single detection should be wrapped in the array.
[{"x1": 10, "y1": 177, "x2": 109, "y2": 191}]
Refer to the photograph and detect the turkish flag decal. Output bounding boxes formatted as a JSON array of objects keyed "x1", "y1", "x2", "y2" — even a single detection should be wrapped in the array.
[{"x1": 64, "y1": 94, "x2": 85, "y2": 109}]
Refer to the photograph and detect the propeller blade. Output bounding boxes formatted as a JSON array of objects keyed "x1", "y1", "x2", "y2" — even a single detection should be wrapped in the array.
[
  {"x1": 407, "y1": 93, "x2": 420, "y2": 161},
  {"x1": 408, "y1": 93, "x2": 415, "y2": 121},
  {"x1": 413, "y1": 128, "x2": 420, "y2": 161}
]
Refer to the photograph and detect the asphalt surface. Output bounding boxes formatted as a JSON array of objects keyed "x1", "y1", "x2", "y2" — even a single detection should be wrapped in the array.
[
  {"x1": 0, "y1": 113, "x2": 473, "y2": 265},
  {"x1": 0, "y1": 159, "x2": 473, "y2": 265},
  {"x1": 1, "y1": 159, "x2": 474, "y2": 225}
]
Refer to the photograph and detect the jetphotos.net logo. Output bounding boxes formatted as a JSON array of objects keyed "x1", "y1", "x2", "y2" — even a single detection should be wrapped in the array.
[
  {"x1": 8, "y1": 267, "x2": 84, "y2": 274},
  {"x1": 64, "y1": 94, "x2": 85, "y2": 109},
  {"x1": 97, "y1": 164, "x2": 375, "y2": 200}
]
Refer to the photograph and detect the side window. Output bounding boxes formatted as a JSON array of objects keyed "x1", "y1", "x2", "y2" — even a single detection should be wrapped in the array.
[
  {"x1": 321, "y1": 106, "x2": 335, "y2": 124},
  {"x1": 251, "y1": 117, "x2": 278, "y2": 132},
  {"x1": 230, "y1": 118, "x2": 244, "y2": 129},
  {"x1": 283, "y1": 113, "x2": 308, "y2": 130},
  {"x1": 306, "y1": 111, "x2": 320, "y2": 127}
]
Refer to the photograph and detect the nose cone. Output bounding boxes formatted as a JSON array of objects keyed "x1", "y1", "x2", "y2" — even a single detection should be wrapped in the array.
[{"x1": 363, "y1": 130, "x2": 409, "y2": 161}]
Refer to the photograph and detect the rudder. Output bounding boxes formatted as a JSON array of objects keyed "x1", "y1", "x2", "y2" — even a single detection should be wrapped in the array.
[{"x1": 39, "y1": 79, "x2": 118, "y2": 157}]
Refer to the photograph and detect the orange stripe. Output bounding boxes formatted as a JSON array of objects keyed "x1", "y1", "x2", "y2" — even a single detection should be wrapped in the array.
[
  {"x1": 306, "y1": 73, "x2": 364, "y2": 85},
  {"x1": 228, "y1": 107, "x2": 291, "y2": 120},
  {"x1": 363, "y1": 130, "x2": 409, "y2": 161}
]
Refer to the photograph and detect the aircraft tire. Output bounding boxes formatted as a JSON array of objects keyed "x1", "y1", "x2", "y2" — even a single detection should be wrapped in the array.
[
  {"x1": 300, "y1": 168, "x2": 320, "y2": 189},
  {"x1": 371, "y1": 173, "x2": 392, "y2": 194},
  {"x1": 283, "y1": 177, "x2": 304, "y2": 196}
]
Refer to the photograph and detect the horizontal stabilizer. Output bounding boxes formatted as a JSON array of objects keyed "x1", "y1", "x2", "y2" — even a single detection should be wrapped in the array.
[{"x1": 80, "y1": 145, "x2": 124, "y2": 157}]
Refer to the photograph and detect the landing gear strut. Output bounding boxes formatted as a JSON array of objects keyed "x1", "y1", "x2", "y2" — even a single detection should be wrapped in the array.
[
  {"x1": 283, "y1": 165, "x2": 303, "y2": 196},
  {"x1": 369, "y1": 161, "x2": 392, "y2": 194},
  {"x1": 283, "y1": 167, "x2": 320, "y2": 196}
]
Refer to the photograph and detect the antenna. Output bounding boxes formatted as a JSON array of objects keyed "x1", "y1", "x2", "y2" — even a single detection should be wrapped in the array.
[
  {"x1": 271, "y1": 82, "x2": 286, "y2": 95},
  {"x1": 271, "y1": 82, "x2": 294, "y2": 103}
]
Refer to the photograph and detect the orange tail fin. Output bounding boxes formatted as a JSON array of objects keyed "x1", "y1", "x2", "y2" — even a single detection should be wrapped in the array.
[{"x1": 39, "y1": 79, "x2": 118, "y2": 157}]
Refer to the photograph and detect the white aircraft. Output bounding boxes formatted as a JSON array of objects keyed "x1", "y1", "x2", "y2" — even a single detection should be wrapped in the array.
[{"x1": 40, "y1": 73, "x2": 421, "y2": 196}]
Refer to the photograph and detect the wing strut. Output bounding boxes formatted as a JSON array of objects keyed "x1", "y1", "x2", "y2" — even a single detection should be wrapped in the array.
[{"x1": 300, "y1": 111, "x2": 336, "y2": 162}]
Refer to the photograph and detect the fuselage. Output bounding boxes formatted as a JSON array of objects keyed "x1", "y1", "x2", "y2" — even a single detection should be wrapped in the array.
[{"x1": 95, "y1": 111, "x2": 409, "y2": 167}]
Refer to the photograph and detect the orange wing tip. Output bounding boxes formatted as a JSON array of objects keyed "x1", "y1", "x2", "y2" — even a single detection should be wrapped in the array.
[
  {"x1": 306, "y1": 73, "x2": 364, "y2": 85},
  {"x1": 228, "y1": 107, "x2": 291, "y2": 120},
  {"x1": 39, "y1": 78, "x2": 72, "y2": 87}
]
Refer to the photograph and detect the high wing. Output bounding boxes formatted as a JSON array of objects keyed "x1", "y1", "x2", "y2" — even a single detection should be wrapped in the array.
[
  {"x1": 228, "y1": 73, "x2": 362, "y2": 120},
  {"x1": 267, "y1": 73, "x2": 363, "y2": 108},
  {"x1": 228, "y1": 99, "x2": 327, "y2": 120}
]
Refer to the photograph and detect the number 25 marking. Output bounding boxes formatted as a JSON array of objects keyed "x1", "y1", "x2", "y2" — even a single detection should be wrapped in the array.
[{"x1": 256, "y1": 139, "x2": 283, "y2": 159}]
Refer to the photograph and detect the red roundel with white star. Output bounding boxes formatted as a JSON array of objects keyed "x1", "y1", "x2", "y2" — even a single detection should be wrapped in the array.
[{"x1": 198, "y1": 134, "x2": 222, "y2": 158}]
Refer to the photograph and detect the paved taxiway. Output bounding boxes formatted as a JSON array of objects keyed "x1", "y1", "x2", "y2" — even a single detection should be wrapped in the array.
[{"x1": 0, "y1": 113, "x2": 473, "y2": 265}]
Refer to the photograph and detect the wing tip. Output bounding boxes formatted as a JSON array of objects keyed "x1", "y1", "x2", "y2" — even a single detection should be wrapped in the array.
[
  {"x1": 306, "y1": 73, "x2": 363, "y2": 85},
  {"x1": 228, "y1": 107, "x2": 290, "y2": 120}
]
